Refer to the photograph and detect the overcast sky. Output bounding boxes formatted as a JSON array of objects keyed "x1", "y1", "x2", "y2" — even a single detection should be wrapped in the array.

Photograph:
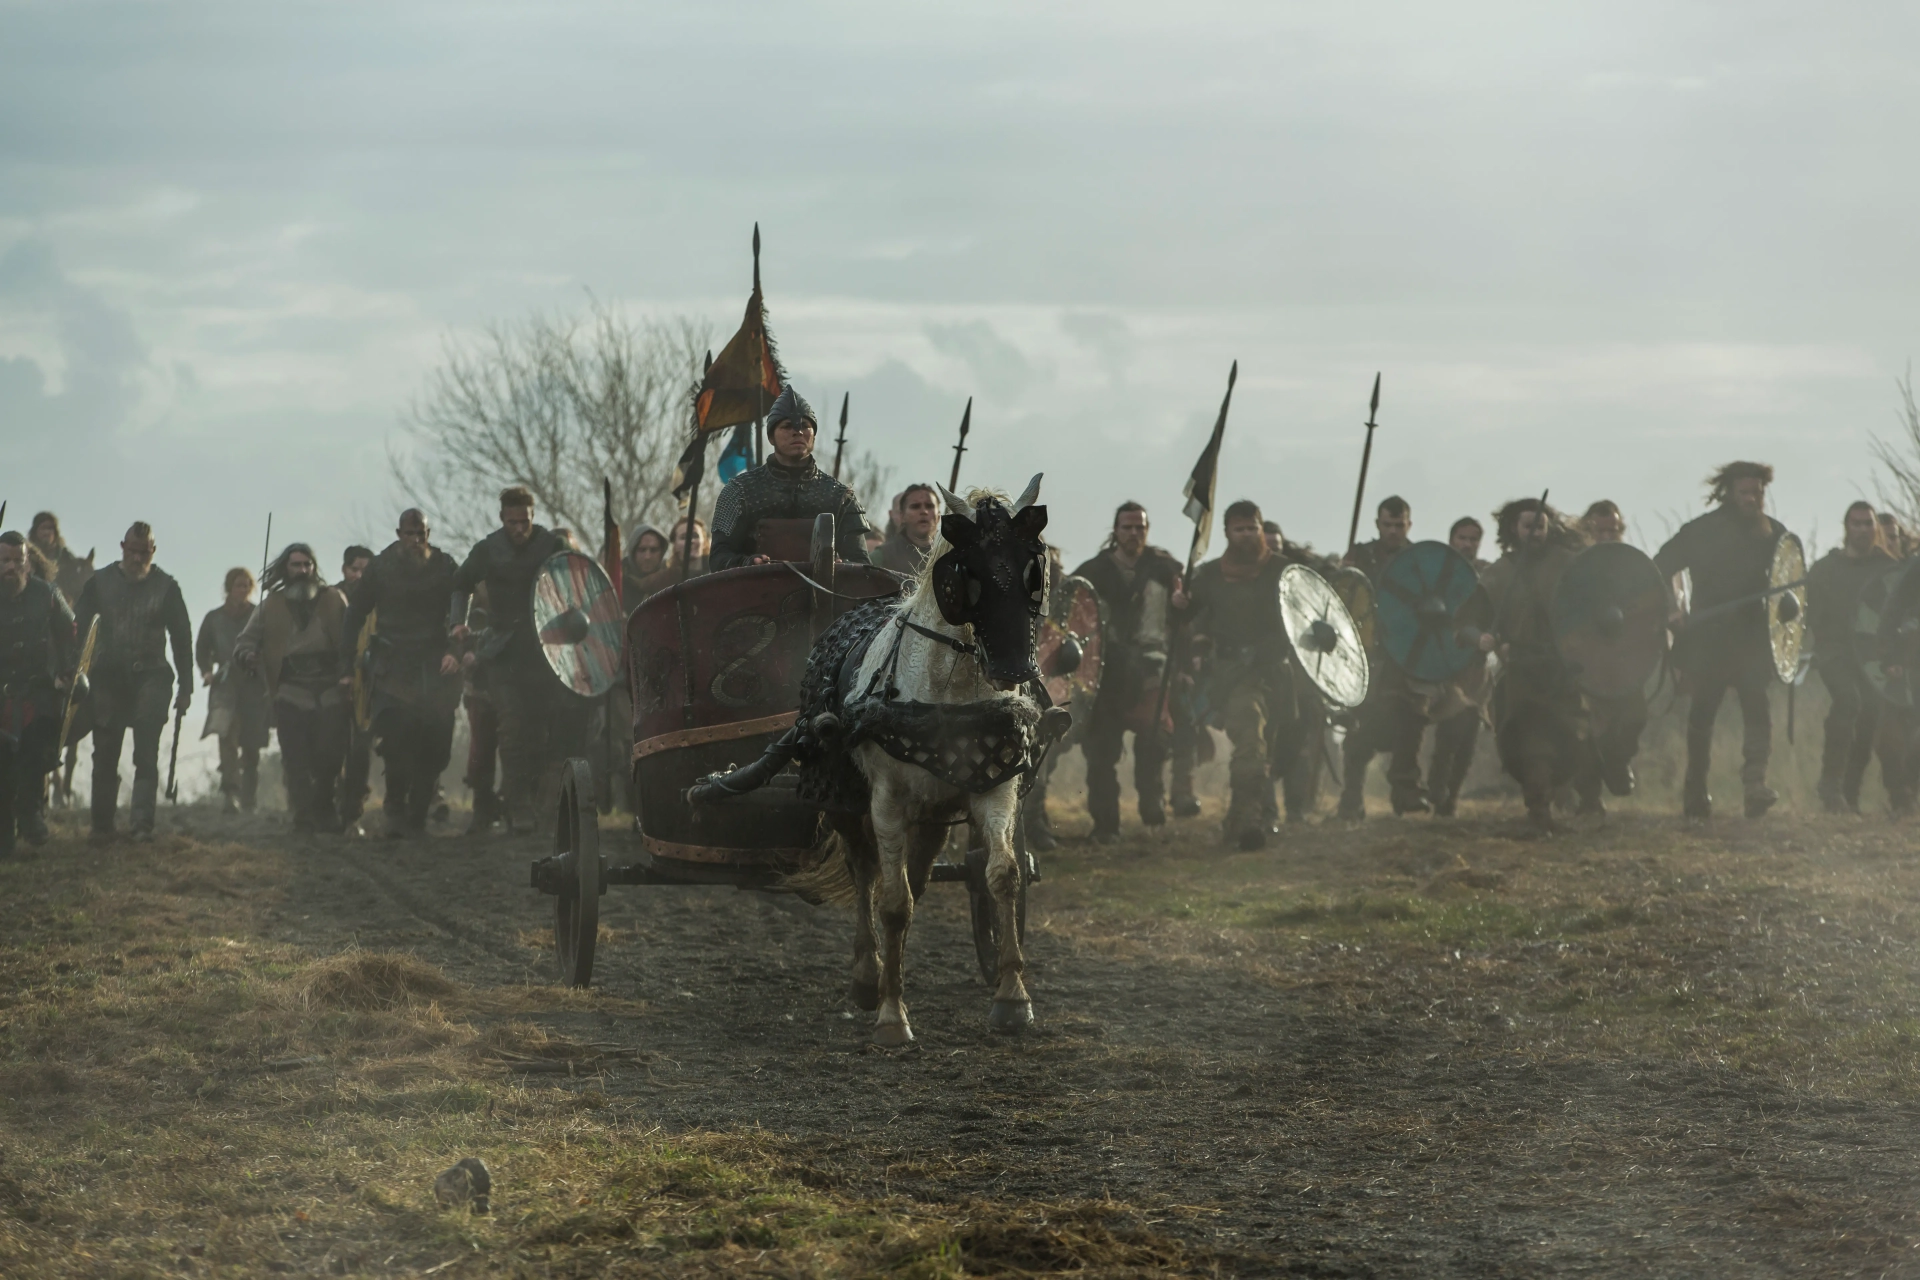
[{"x1": 7, "y1": 0, "x2": 1919, "y2": 618}]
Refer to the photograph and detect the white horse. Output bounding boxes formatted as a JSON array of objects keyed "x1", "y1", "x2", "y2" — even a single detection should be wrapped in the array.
[
  {"x1": 815, "y1": 475, "x2": 1054, "y2": 1045},
  {"x1": 692, "y1": 474, "x2": 1058, "y2": 1043}
]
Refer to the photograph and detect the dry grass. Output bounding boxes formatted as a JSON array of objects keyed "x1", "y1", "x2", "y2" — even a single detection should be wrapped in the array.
[
  {"x1": 1038, "y1": 801, "x2": 1920, "y2": 1101},
  {"x1": 0, "y1": 822, "x2": 1204, "y2": 1278}
]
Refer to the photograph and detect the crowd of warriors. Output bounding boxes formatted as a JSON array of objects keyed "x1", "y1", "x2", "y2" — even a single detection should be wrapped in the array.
[{"x1": 4, "y1": 388, "x2": 1916, "y2": 854}]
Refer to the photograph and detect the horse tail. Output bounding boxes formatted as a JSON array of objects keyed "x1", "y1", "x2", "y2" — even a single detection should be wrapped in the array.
[{"x1": 785, "y1": 822, "x2": 861, "y2": 906}]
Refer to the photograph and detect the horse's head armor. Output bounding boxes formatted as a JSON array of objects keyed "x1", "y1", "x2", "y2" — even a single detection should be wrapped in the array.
[{"x1": 933, "y1": 474, "x2": 1047, "y2": 691}]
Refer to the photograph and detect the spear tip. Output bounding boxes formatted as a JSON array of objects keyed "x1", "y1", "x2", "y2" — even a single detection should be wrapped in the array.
[
  {"x1": 840, "y1": 391, "x2": 849, "y2": 426},
  {"x1": 1370, "y1": 371, "x2": 1382, "y2": 416},
  {"x1": 1227, "y1": 359, "x2": 1238, "y2": 388},
  {"x1": 960, "y1": 396, "x2": 972, "y2": 433}
]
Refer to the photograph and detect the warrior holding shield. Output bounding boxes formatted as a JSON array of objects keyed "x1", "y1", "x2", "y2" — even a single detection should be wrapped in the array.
[
  {"x1": 1426, "y1": 516, "x2": 1492, "y2": 817},
  {"x1": 1477, "y1": 499, "x2": 1589, "y2": 834},
  {"x1": 341, "y1": 509, "x2": 463, "y2": 838},
  {"x1": 1338, "y1": 495, "x2": 1430, "y2": 818},
  {"x1": 1563, "y1": 498, "x2": 1659, "y2": 813},
  {"x1": 1186, "y1": 500, "x2": 1338, "y2": 849},
  {"x1": 1805, "y1": 500, "x2": 1895, "y2": 813},
  {"x1": 1654, "y1": 462, "x2": 1791, "y2": 820},
  {"x1": 449, "y1": 487, "x2": 590, "y2": 832}
]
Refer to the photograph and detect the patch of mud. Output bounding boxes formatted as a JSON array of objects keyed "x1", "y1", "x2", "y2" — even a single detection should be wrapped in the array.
[{"x1": 241, "y1": 809, "x2": 1920, "y2": 1277}]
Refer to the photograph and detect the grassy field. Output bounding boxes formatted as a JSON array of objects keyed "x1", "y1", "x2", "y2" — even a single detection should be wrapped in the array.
[
  {"x1": 6, "y1": 770, "x2": 1920, "y2": 1275},
  {"x1": 0, "y1": 823, "x2": 1196, "y2": 1278}
]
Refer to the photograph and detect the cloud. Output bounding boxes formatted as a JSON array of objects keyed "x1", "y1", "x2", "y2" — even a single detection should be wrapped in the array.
[
  {"x1": 924, "y1": 319, "x2": 1044, "y2": 397},
  {"x1": 1059, "y1": 311, "x2": 1133, "y2": 386},
  {"x1": 0, "y1": 238, "x2": 149, "y2": 442}
]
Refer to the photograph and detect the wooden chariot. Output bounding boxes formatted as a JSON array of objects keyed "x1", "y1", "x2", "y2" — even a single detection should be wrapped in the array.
[{"x1": 530, "y1": 514, "x2": 1032, "y2": 991}]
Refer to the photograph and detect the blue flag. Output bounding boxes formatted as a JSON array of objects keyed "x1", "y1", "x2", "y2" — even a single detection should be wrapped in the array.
[{"x1": 716, "y1": 422, "x2": 755, "y2": 486}]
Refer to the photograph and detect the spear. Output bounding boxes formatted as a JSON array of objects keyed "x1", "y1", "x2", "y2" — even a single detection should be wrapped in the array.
[
  {"x1": 260, "y1": 512, "x2": 273, "y2": 588},
  {"x1": 948, "y1": 397, "x2": 973, "y2": 491},
  {"x1": 752, "y1": 224, "x2": 764, "y2": 467},
  {"x1": 831, "y1": 393, "x2": 850, "y2": 479},
  {"x1": 1343, "y1": 373, "x2": 1383, "y2": 556}
]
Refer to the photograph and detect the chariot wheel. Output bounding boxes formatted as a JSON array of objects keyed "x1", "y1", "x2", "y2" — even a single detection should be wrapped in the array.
[
  {"x1": 552, "y1": 758, "x2": 604, "y2": 989},
  {"x1": 965, "y1": 818, "x2": 1029, "y2": 987}
]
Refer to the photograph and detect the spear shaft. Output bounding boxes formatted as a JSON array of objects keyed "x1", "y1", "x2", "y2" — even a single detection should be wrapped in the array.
[{"x1": 1344, "y1": 373, "x2": 1383, "y2": 556}]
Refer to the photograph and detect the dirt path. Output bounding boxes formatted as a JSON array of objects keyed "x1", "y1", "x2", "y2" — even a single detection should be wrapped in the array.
[{"x1": 242, "y1": 808, "x2": 1920, "y2": 1278}]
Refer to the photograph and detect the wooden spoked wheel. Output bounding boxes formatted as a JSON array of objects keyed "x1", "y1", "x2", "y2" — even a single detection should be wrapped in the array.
[{"x1": 552, "y1": 759, "x2": 603, "y2": 989}]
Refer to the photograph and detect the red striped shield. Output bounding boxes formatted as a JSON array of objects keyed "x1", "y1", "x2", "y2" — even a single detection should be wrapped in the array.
[{"x1": 533, "y1": 551, "x2": 625, "y2": 697}]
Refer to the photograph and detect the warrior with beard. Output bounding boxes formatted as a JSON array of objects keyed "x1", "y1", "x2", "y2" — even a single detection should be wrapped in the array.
[
  {"x1": 337, "y1": 544, "x2": 377, "y2": 824},
  {"x1": 1655, "y1": 462, "x2": 1788, "y2": 820},
  {"x1": 1339, "y1": 495, "x2": 1429, "y2": 818},
  {"x1": 708, "y1": 386, "x2": 872, "y2": 570},
  {"x1": 27, "y1": 512, "x2": 94, "y2": 606},
  {"x1": 0, "y1": 532, "x2": 76, "y2": 854},
  {"x1": 450, "y1": 486, "x2": 588, "y2": 829},
  {"x1": 195, "y1": 567, "x2": 269, "y2": 814},
  {"x1": 73, "y1": 522, "x2": 193, "y2": 842},
  {"x1": 1806, "y1": 500, "x2": 1895, "y2": 813},
  {"x1": 1186, "y1": 501, "x2": 1327, "y2": 849},
  {"x1": 1073, "y1": 502, "x2": 1186, "y2": 843},
  {"x1": 1427, "y1": 516, "x2": 1492, "y2": 817},
  {"x1": 343, "y1": 510, "x2": 462, "y2": 838},
  {"x1": 1568, "y1": 499, "x2": 1652, "y2": 813},
  {"x1": 1477, "y1": 498, "x2": 1590, "y2": 834},
  {"x1": 234, "y1": 544, "x2": 350, "y2": 833}
]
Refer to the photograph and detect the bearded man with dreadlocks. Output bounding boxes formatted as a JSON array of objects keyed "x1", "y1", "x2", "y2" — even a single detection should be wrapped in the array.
[
  {"x1": 342, "y1": 510, "x2": 462, "y2": 838},
  {"x1": 708, "y1": 385, "x2": 873, "y2": 571},
  {"x1": 1476, "y1": 498, "x2": 1590, "y2": 834},
  {"x1": 234, "y1": 543, "x2": 350, "y2": 833},
  {"x1": 1655, "y1": 462, "x2": 1789, "y2": 820},
  {"x1": 73, "y1": 522, "x2": 193, "y2": 842}
]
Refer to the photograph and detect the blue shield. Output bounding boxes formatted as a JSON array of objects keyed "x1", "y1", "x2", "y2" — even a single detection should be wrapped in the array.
[{"x1": 1376, "y1": 541, "x2": 1486, "y2": 683}]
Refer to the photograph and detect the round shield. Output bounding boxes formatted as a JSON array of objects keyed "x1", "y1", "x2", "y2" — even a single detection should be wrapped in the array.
[
  {"x1": 1855, "y1": 559, "x2": 1917, "y2": 709},
  {"x1": 1376, "y1": 541, "x2": 1486, "y2": 683},
  {"x1": 1329, "y1": 565, "x2": 1377, "y2": 651},
  {"x1": 1551, "y1": 543, "x2": 1669, "y2": 699},
  {"x1": 532, "y1": 551, "x2": 625, "y2": 697},
  {"x1": 1279, "y1": 564, "x2": 1369, "y2": 709},
  {"x1": 1037, "y1": 573, "x2": 1104, "y2": 710},
  {"x1": 1770, "y1": 533, "x2": 1809, "y2": 684}
]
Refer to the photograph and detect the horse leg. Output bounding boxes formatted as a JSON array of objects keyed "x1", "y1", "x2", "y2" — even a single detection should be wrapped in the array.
[
  {"x1": 870, "y1": 783, "x2": 917, "y2": 1046},
  {"x1": 844, "y1": 819, "x2": 881, "y2": 1012},
  {"x1": 978, "y1": 787, "x2": 1033, "y2": 1032}
]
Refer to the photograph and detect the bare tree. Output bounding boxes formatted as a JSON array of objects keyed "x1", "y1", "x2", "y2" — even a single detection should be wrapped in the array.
[
  {"x1": 1870, "y1": 367, "x2": 1920, "y2": 534},
  {"x1": 392, "y1": 300, "x2": 712, "y2": 547}
]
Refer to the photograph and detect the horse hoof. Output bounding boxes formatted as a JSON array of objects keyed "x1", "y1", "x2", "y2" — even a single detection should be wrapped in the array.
[
  {"x1": 872, "y1": 1021, "x2": 915, "y2": 1048},
  {"x1": 989, "y1": 999, "x2": 1033, "y2": 1034},
  {"x1": 849, "y1": 980, "x2": 880, "y2": 1012}
]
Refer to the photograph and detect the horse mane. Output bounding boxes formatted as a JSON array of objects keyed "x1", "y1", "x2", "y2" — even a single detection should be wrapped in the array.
[{"x1": 900, "y1": 484, "x2": 1015, "y2": 617}]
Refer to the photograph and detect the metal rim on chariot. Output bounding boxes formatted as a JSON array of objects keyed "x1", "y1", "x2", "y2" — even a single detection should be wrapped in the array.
[{"x1": 551, "y1": 758, "x2": 604, "y2": 988}]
